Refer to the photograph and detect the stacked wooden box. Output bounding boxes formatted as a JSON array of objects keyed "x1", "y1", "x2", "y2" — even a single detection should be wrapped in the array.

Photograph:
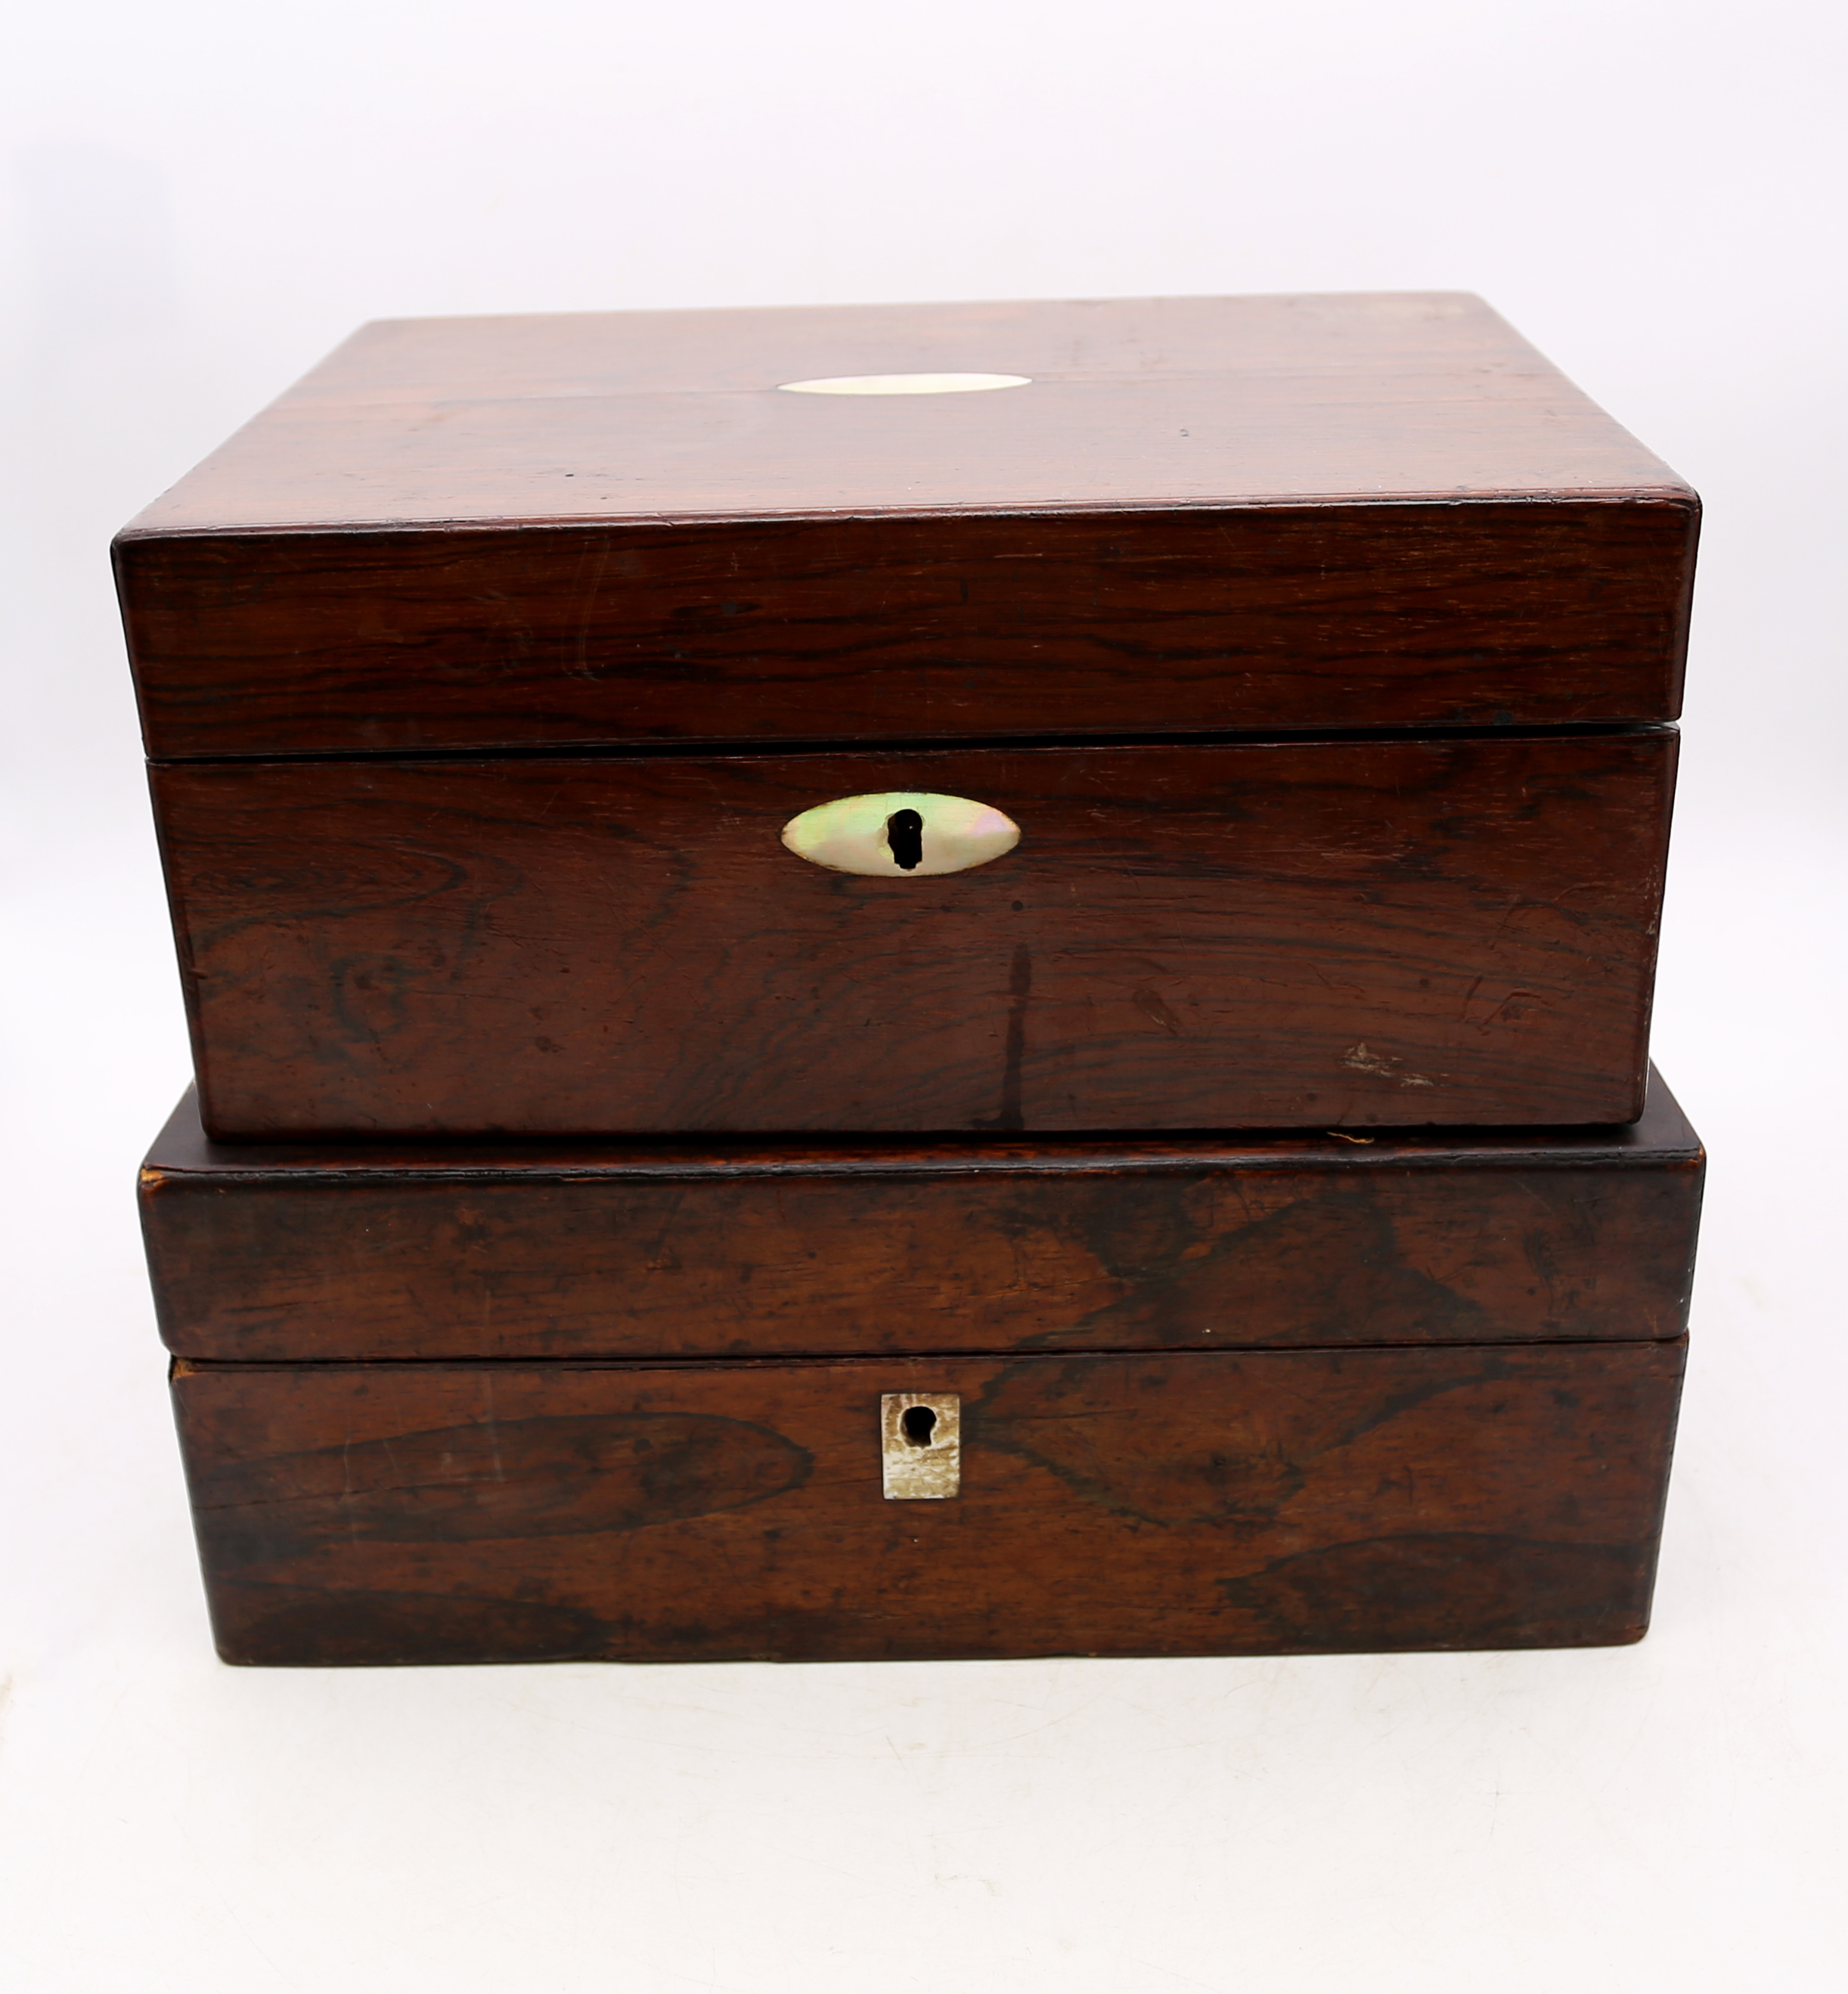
[{"x1": 119, "y1": 293, "x2": 1702, "y2": 1664}]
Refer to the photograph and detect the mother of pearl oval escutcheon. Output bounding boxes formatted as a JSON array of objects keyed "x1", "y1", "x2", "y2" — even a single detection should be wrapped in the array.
[{"x1": 780, "y1": 792, "x2": 1020, "y2": 878}]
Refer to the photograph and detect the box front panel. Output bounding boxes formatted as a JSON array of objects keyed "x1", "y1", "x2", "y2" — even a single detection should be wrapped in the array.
[
  {"x1": 173, "y1": 1341, "x2": 1687, "y2": 1665},
  {"x1": 119, "y1": 501, "x2": 1695, "y2": 758},
  {"x1": 154, "y1": 730, "x2": 1674, "y2": 1137}
]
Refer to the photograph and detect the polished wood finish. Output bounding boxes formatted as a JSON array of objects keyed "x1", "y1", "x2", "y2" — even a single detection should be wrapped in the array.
[
  {"x1": 141, "y1": 1074, "x2": 1704, "y2": 1363},
  {"x1": 116, "y1": 295, "x2": 1697, "y2": 758},
  {"x1": 119, "y1": 506, "x2": 1695, "y2": 758},
  {"x1": 172, "y1": 1338, "x2": 1688, "y2": 1665},
  {"x1": 153, "y1": 1081, "x2": 1701, "y2": 1664},
  {"x1": 152, "y1": 729, "x2": 1675, "y2": 1136},
  {"x1": 129, "y1": 293, "x2": 1701, "y2": 1661}
]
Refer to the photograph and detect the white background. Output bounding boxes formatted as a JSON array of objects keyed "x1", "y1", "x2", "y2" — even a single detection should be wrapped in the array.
[{"x1": 2, "y1": 2, "x2": 1845, "y2": 1987}]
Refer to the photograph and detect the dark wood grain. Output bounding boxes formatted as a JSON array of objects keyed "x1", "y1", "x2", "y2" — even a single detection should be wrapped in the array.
[
  {"x1": 114, "y1": 294, "x2": 1697, "y2": 758},
  {"x1": 151, "y1": 729, "x2": 1676, "y2": 1137},
  {"x1": 172, "y1": 1339, "x2": 1687, "y2": 1664},
  {"x1": 141, "y1": 1075, "x2": 1703, "y2": 1363},
  {"x1": 119, "y1": 505, "x2": 1695, "y2": 758}
]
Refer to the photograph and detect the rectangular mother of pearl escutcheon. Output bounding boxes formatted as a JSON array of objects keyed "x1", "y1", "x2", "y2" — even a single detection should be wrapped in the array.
[{"x1": 881, "y1": 1393, "x2": 961, "y2": 1499}]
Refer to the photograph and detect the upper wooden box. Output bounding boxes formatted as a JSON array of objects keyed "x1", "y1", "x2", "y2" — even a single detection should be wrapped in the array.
[
  {"x1": 116, "y1": 293, "x2": 1695, "y2": 756},
  {"x1": 115, "y1": 295, "x2": 1695, "y2": 1137}
]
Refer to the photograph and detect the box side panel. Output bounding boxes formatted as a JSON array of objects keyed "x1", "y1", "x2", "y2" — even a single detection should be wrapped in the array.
[
  {"x1": 151, "y1": 732, "x2": 1674, "y2": 1137},
  {"x1": 170, "y1": 1341, "x2": 1688, "y2": 1664},
  {"x1": 119, "y1": 502, "x2": 1695, "y2": 759},
  {"x1": 143, "y1": 1155, "x2": 1702, "y2": 1363}
]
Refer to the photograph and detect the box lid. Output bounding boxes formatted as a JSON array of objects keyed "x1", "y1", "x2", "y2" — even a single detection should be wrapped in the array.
[
  {"x1": 141, "y1": 1071, "x2": 1703, "y2": 1364},
  {"x1": 116, "y1": 293, "x2": 1697, "y2": 759}
]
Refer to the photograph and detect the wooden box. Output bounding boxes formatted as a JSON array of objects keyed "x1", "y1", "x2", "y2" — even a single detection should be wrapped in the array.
[
  {"x1": 144, "y1": 1074, "x2": 1701, "y2": 1666},
  {"x1": 116, "y1": 293, "x2": 1695, "y2": 1138}
]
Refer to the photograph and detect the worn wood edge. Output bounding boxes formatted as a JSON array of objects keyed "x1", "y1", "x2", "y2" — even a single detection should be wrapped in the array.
[
  {"x1": 1661, "y1": 495, "x2": 1702, "y2": 718},
  {"x1": 184, "y1": 1610, "x2": 1659, "y2": 1666},
  {"x1": 136, "y1": 719, "x2": 1684, "y2": 773},
  {"x1": 1622, "y1": 1335, "x2": 1691, "y2": 1639},
  {"x1": 181, "y1": 1583, "x2": 1662, "y2": 1666},
  {"x1": 141, "y1": 763, "x2": 226, "y2": 1136},
  {"x1": 197, "y1": 1629, "x2": 1654, "y2": 1668},
  {"x1": 1613, "y1": 728, "x2": 1680, "y2": 1120},
  {"x1": 113, "y1": 488, "x2": 1702, "y2": 549},
  {"x1": 166, "y1": 1329, "x2": 1692, "y2": 1379},
  {"x1": 140, "y1": 1067, "x2": 1703, "y2": 1186}
]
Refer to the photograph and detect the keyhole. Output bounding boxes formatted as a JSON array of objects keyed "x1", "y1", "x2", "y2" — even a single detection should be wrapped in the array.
[
  {"x1": 901, "y1": 1404, "x2": 937, "y2": 1447},
  {"x1": 886, "y1": 808, "x2": 925, "y2": 871}
]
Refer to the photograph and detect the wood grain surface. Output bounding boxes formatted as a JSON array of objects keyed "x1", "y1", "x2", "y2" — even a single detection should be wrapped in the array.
[
  {"x1": 119, "y1": 504, "x2": 1695, "y2": 758},
  {"x1": 141, "y1": 1075, "x2": 1703, "y2": 1363},
  {"x1": 152, "y1": 730, "x2": 1676, "y2": 1136},
  {"x1": 172, "y1": 1339, "x2": 1688, "y2": 1665},
  {"x1": 115, "y1": 294, "x2": 1697, "y2": 757}
]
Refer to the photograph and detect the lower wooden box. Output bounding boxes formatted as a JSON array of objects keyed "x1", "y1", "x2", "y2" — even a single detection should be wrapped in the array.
[{"x1": 144, "y1": 1077, "x2": 1702, "y2": 1666}]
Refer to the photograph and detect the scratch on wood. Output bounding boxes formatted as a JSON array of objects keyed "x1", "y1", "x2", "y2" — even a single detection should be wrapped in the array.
[
  {"x1": 1132, "y1": 988, "x2": 1185, "y2": 1037},
  {"x1": 1341, "y1": 1042, "x2": 1437, "y2": 1088}
]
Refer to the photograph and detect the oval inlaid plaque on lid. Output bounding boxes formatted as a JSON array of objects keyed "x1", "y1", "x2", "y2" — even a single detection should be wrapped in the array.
[{"x1": 777, "y1": 372, "x2": 1031, "y2": 395}]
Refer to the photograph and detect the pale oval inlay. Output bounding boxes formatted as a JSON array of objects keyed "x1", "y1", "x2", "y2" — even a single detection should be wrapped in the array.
[
  {"x1": 777, "y1": 372, "x2": 1031, "y2": 396},
  {"x1": 780, "y1": 792, "x2": 1021, "y2": 877}
]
